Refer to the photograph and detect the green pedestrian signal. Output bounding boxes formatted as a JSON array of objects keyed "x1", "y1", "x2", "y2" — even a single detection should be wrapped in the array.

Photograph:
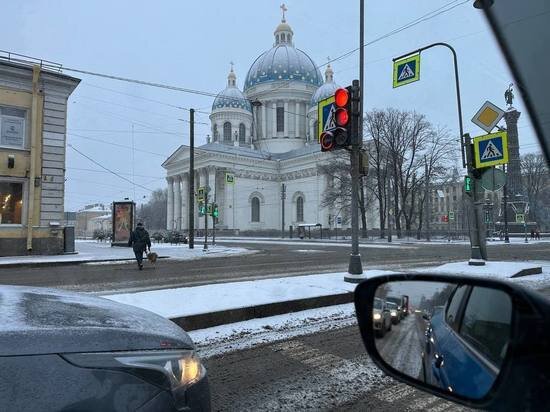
[
  {"x1": 464, "y1": 176, "x2": 472, "y2": 194},
  {"x1": 206, "y1": 204, "x2": 212, "y2": 215},
  {"x1": 198, "y1": 202, "x2": 205, "y2": 216},
  {"x1": 213, "y1": 204, "x2": 219, "y2": 218}
]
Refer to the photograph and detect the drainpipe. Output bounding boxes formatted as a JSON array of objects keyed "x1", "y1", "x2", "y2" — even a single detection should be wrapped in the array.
[{"x1": 27, "y1": 65, "x2": 41, "y2": 253}]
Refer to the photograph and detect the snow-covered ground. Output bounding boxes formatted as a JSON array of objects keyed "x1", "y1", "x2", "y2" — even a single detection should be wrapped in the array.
[
  {"x1": 191, "y1": 303, "x2": 357, "y2": 358},
  {"x1": 0, "y1": 240, "x2": 254, "y2": 266},
  {"x1": 415, "y1": 261, "x2": 544, "y2": 279},
  {"x1": 103, "y1": 270, "x2": 396, "y2": 318}
]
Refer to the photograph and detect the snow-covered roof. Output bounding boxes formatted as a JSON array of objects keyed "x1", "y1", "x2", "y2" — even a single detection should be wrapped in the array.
[{"x1": 90, "y1": 214, "x2": 112, "y2": 221}]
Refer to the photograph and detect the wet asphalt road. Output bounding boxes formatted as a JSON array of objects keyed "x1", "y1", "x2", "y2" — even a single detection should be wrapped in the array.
[{"x1": 0, "y1": 240, "x2": 548, "y2": 294}]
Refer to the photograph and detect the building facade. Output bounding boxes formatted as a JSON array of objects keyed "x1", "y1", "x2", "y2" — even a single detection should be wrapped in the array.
[
  {"x1": 0, "y1": 58, "x2": 79, "y2": 256},
  {"x1": 163, "y1": 13, "x2": 376, "y2": 234}
]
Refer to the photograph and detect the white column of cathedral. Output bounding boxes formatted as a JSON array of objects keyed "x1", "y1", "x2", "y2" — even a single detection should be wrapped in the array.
[
  {"x1": 173, "y1": 176, "x2": 181, "y2": 230},
  {"x1": 272, "y1": 102, "x2": 277, "y2": 137},
  {"x1": 261, "y1": 105, "x2": 266, "y2": 139},
  {"x1": 283, "y1": 101, "x2": 288, "y2": 136},
  {"x1": 166, "y1": 177, "x2": 174, "y2": 230},
  {"x1": 206, "y1": 167, "x2": 216, "y2": 204},
  {"x1": 181, "y1": 173, "x2": 189, "y2": 230},
  {"x1": 295, "y1": 101, "x2": 300, "y2": 138},
  {"x1": 194, "y1": 170, "x2": 201, "y2": 230}
]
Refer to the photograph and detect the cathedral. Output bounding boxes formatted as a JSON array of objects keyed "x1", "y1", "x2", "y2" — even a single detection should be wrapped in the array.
[{"x1": 163, "y1": 10, "x2": 368, "y2": 233}]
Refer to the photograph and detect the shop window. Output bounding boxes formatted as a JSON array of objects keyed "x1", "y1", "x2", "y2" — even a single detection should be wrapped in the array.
[{"x1": 0, "y1": 182, "x2": 23, "y2": 224}]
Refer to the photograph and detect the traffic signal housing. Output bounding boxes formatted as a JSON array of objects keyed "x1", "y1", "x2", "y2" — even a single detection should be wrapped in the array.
[
  {"x1": 333, "y1": 86, "x2": 352, "y2": 149},
  {"x1": 464, "y1": 175, "x2": 472, "y2": 195},
  {"x1": 320, "y1": 86, "x2": 352, "y2": 152},
  {"x1": 212, "y1": 204, "x2": 219, "y2": 218}
]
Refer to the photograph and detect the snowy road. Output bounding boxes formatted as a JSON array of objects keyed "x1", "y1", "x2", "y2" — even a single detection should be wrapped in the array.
[{"x1": 376, "y1": 314, "x2": 426, "y2": 381}]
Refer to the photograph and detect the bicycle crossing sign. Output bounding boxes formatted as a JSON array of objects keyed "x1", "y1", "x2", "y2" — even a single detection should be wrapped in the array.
[
  {"x1": 473, "y1": 131, "x2": 509, "y2": 169},
  {"x1": 317, "y1": 95, "x2": 336, "y2": 142},
  {"x1": 393, "y1": 54, "x2": 420, "y2": 88}
]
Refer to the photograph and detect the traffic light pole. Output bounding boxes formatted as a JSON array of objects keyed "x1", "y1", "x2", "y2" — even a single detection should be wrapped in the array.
[
  {"x1": 188, "y1": 108, "x2": 195, "y2": 249},
  {"x1": 344, "y1": 0, "x2": 365, "y2": 282},
  {"x1": 345, "y1": 80, "x2": 364, "y2": 281},
  {"x1": 464, "y1": 133, "x2": 487, "y2": 265}
]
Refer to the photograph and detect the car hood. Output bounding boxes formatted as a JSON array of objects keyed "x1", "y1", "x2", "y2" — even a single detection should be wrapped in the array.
[{"x1": 0, "y1": 285, "x2": 194, "y2": 356}]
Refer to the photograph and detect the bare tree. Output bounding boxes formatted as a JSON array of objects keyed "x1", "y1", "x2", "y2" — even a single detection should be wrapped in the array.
[
  {"x1": 521, "y1": 153, "x2": 549, "y2": 224},
  {"x1": 136, "y1": 188, "x2": 167, "y2": 230}
]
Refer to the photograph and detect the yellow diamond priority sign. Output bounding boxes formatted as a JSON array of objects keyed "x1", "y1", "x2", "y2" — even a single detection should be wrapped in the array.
[{"x1": 471, "y1": 100, "x2": 505, "y2": 133}]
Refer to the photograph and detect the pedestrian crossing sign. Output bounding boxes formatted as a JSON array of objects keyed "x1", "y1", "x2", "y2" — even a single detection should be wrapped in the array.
[
  {"x1": 317, "y1": 95, "x2": 336, "y2": 142},
  {"x1": 225, "y1": 173, "x2": 235, "y2": 185},
  {"x1": 393, "y1": 54, "x2": 420, "y2": 88},
  {"x1": 473, "y1": 131, "x2": 509, "y2": 168}
]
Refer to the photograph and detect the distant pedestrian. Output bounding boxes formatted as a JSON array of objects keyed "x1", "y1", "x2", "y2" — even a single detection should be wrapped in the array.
[
  {"x1": 128, "y1": 222, "x2": 151, "y2": 270},
  {"x1": 536, "y1": 228, "x2": 541, "y2": 240},
  {"x1": 531, "y1": 228, "x2": 535, "y2": 239}
]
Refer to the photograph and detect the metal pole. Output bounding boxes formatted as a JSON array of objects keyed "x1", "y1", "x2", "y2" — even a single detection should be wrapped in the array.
[
  {"x1": 464, "y1": 134, "x2": 485, "y2": 264},
  {"x1": 425, "y1": 158, "x2": 431, "y2": 241},
  {"x1": 387, "y1": 175, "x2": 392, "y2": 243},
  {"x1": 347, "y1": 80, "x2": 363, "y2": 276},
  {"x1": 188, "y1": 109, "x2": 195, "y2": 249},
  {"x1": 203, "y1": 194, "x2": 208, "y2": 251},
  {"x1": 281, "y1": 183, "x2": 286, "y2": 238},
  {"x1": 345, "y1": 0, "x2": 364, "y2": 279},
  {"x1": 503, "y1": 164, "x2": 510, "y2": 243}
]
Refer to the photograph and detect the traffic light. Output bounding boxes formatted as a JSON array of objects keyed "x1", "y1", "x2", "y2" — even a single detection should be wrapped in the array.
[
  {"x1": 320, "y1": 86, "x2": 352, "y2": 152},
  {"x1": 333, "y1": 86, "x2": 352, "y2": 149},
  {"x1": 464, "y1": 175, "x2": 472, "y2": 195},
  {"x1": 198, "y1": 202, "x2": 205, "y2": 216},
  {"x1": 212, "y1": 204, "x2": 219, "y2": 218},
  {"x1": 206, "y1": 204, "x2": 212, "y2": 215}
]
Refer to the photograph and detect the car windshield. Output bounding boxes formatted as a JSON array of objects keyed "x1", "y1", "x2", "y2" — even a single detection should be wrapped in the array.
[{"x1": 2, "y1": 1, "x2": 549, "y2": 410}]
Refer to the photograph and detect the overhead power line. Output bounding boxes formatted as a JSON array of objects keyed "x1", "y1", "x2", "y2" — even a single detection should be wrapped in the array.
[{"x1": 67, "y1": 144, "x2": 154, "y2": 192}]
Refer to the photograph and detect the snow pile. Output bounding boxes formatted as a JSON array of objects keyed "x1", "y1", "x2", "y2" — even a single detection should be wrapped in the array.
[
  {"x1": 103, "y1": 270, "x2": 395, "y2": 319},
  {"x1": 421, "y1": 261, "x2": 542, "y2": 279}
]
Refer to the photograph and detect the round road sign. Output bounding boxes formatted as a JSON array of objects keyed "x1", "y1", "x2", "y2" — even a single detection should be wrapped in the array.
[{"x1": 480, "y1": 167, "x2": 507, "y2": 191}]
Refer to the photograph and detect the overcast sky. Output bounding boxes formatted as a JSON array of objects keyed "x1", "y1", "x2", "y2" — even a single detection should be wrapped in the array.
[{"x1": 2, "y1": 0, "x2": 540, "y2": 211}]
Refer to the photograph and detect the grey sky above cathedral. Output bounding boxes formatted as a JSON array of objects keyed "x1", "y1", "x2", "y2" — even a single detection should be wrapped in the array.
[{"x1": 1, "y1": 0, "x2": 539, "y2": 210}]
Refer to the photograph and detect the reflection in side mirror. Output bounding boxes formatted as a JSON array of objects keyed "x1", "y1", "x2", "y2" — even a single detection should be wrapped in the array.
[{"x1": 372, "y1": 280, "x2": 513, "y2": 401}]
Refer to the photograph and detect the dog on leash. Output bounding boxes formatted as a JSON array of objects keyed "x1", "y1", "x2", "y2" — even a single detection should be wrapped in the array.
[{"x1": 147, "y1": 251, "x2": 158, "y2": 264}]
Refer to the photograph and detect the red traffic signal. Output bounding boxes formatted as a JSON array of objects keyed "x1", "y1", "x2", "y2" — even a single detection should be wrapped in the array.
[
  {"x1": 320, "y1": 131, "x2": 335, "y2": 152},
  {"x1": 334, "y1": 88, "x2": 349, "y2": 107},
  {"x1": 442, "y1": 215, "x2": 449, "y2": 222},
  {"x1": 335, "y1": 108, "x2": 349, "y2": 127}
]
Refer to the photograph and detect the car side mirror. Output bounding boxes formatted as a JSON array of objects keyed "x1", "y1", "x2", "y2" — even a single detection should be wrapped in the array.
[{"x1": 354, "y1": 273, "x2": 550, "y2": 410}]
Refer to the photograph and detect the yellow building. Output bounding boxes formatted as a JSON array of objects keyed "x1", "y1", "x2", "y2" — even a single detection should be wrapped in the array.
[{"x1": 0, "y1": 57, "x2": 79, "y2": 256}]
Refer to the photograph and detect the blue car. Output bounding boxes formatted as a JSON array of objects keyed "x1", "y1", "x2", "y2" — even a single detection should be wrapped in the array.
[{"x1": 422, "y1": 284, "x2": 512, "y2": 399}]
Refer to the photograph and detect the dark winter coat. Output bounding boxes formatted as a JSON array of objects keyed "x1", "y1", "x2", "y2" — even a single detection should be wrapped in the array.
[{"x1": 128, "y1": 226, "x2": 151, "y2": 253}]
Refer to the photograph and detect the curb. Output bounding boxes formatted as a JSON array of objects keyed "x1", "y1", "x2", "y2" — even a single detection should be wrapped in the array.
[
  {"x1": 169, "y1": 291, "x2": 354, "y2": 331},
  {"x1": 0, "y1": 256, "x2": 169, "y2": 269}
]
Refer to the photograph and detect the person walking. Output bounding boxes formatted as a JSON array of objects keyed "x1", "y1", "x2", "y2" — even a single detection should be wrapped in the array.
[{"x1": 128, "y1": 222, "x2": 151, "y2": 270}]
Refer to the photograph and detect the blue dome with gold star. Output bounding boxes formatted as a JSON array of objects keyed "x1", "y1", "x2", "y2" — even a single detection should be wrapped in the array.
[{"x1": 244, "y1": 17, "x2": 323, "y2": 91}]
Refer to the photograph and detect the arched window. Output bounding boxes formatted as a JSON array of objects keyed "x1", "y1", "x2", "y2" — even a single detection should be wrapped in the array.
[
  {"x1": 281, "y1": 33, "x2": 286, "y2": 42},
  {"x1": 251, "y1": 197, "x2": 260, "y2": 222},
  {"x1": 239, "y1": 123, "x2": 246, "y2": 144},
  {"x1": 296, "y1": 196, "x2": 304, "y2": 222},
  {"x1": 223, "y1": 122, "x2": 231, "y2": 142},
  {"x1": 276, "y1": 34, "x2": 280, "y2": 44}
]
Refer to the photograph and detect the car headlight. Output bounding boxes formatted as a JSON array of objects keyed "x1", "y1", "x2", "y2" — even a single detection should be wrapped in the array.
[
  {"x1": 391, "y1": 311, "x2": 397, "y2": 316},
  {"x1": 115, "y1": 350, "x2": 205, "y2": 388},
  {"x1": 373, "y1": 313, "x2": 381, "y2": 320}
]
